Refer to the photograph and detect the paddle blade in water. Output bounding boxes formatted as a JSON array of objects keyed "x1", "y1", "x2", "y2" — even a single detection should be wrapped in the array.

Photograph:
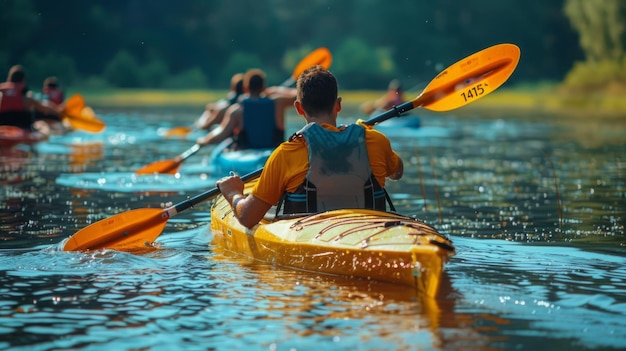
[
  {"x1": 164, "y1": 126, "x2": 193, "y2": 137},
  {"x1": 418, "y1": 43, "x2": 520, "y2": 112},
  {"x1": 135, "y1": 159, "x2": 181, "y2": 175},
  {"x1": 291, "y1": 47, "x2": 333, "y2": 80},
  {"x1": 63, "y1": 208, "x2": 168, "y2": 251}
]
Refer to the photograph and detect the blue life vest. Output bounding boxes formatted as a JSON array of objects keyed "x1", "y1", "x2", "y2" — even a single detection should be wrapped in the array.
[
  {"x1": 238, "y1": 96, "x2": 283, "y2": 149},
  {"x1": 278, "y1": 123, "x2": 390, "y2": 214}
]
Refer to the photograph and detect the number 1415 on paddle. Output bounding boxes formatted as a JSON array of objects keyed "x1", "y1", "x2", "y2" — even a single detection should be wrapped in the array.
[{"x1": 460, "y1": 83, "x2": 487, "y2": 102}]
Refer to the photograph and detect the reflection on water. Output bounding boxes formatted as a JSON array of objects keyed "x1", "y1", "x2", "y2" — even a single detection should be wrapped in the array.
[
  {"x1": 0, "y1": 107, "x2": 625, "y2": 350},
  {"x1": 379, "y1": 114, "x2": 625, "y2": 244}
]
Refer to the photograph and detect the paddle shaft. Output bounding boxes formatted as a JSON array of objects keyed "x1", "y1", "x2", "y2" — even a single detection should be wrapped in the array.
[
  {"x1": 170, "y1": 168, "x2": 263, "y2": 214},
  {"x1": 179, "y1": 143, "x2": 201, "y2": 162},
  {"x1": 364, "y1": 100, "x2": 416, "y2": 126}
]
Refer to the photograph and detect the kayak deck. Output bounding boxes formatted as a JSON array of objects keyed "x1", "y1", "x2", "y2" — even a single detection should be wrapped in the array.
[{"x1": 210, "y1": 181, "x2": 455, "y2": 297}]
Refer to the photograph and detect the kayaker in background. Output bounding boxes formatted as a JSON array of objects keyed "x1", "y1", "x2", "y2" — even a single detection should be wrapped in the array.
[
  {"x1": 36, "y1": 76, "x2": 72, "y2": 133},
  {"x1": 196, "y1": 72, "x2": 244, "y2": 131},
  {"x1": 216, "y1": 65, "x2": 404, "y2": 229},
  {"x1": 0, "y1": 65, "x2": 62, "y2": 132},
  {"x1": 196, "y1": 68, "x2": 296, "y2": 149},
  {"x1": 42, "y1": 76, "x2": 65, "y2": 107},
  {"x1": 360, "y1": 78, "x2": 405, "y2": 116}
]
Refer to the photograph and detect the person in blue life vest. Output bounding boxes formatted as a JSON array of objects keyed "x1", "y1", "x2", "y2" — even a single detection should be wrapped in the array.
[
  {"x1": 0, "y1": 65, "x2": 62, "y2": 131},
  {"x1": 196, "y1": 72, "x2": 245, "y2": 131},
  {"x1": 196, "y1": 68, "x2": 296, "y2": 149},
  {"x1": 215, "y1": 65, "x2": 404, "y2": 229}
]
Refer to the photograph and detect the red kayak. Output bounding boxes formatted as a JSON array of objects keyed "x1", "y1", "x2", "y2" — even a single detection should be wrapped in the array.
[{"x1": 0, "y1": 125, "x2": 48, "y2": 148}]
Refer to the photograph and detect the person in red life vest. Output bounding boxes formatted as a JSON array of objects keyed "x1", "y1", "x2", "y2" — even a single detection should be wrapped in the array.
[
  {"x1": 37, "y1": 76, "x2": 72, "y2": 133},
  {"x1": 43, "y1": 76, "x2": 65, "y2": 107},
  {"x1": 0, "y1": 65, "x2": 62, "y2": 132},
  {"x1": 196, "y1": 68, "x2": 296, "y2": 150}
]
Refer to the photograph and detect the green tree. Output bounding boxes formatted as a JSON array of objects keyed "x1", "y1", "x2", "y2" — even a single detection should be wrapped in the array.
[
  {"x1": 219, "y1": 52, "x2": 264, "y2": 86},
  {"x1": 22, "y1": 52, "x2": 78, "y2": 88},
  {"x1": 103, "y1": 51, "x2": 142, "y2": 88},
  {"x1": 140, "y1": 59, "x2": 170, "y2": 88},
  {"x1": 333, "y1": 37, "x2": 396, "y2": 89},
  {"x1": 0, "y1": 0, "x2": 39, "y2": 53},
  {"x1": 1, "y1": 0, "x2": 587, "y2": 89},
  {"x1": 168, "y1": 67, "x2": 208, "y2": 89},
  {"x1": 563, "y1": 0, "x2": 626, "y2": 90},
  {"x1": 564, "y1": 0, "x2": 626, "y2": 62}
]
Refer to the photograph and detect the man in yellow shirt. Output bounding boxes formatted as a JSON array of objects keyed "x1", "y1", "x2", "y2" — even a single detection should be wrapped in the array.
[{"x1": 216, "y1": 65, "x2": 404, "y2": 229}]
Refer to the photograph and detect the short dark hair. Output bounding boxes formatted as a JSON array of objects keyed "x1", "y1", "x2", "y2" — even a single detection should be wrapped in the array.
[
  {"x1": 8, "y1": 65, "x2": 26, "y2": 83},
  {"x1": 244, "y1": 69, "x2": 265, "y2": 94},
  {"x1": 296, "y1": 65, "x2": 338, "y2": 116},
  {"x1": 231, "y1": 73, "x2": 244, "y2": 95},
  {"x1": 44, "y1": 76, "x2": 59, "y2": 88}
]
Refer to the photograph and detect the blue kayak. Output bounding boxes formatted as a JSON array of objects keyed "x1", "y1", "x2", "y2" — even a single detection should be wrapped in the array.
[
  {"x1": 210, "y1": 146, "x2": 272, "y2": 176},
  {"x1": 202, "y1": 137, "x2": 271, "y2": 176}
]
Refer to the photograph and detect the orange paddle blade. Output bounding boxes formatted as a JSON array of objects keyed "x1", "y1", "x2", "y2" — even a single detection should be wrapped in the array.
[
  {"x1": 64, "y1": 94, "x2": 86, "y2": 115},
  {"x1": 164, "y1": 126, "x2": 193, "y2": 137},
  {"x1": 63, "y1": 168, "x2": 262, "y2": 252},
  {"x1": 291, "y1": 47, "x2": 333, "y2": 81},
  {"x1": 135, "y1": 159, "x2": 181, "y2": 175},
  {"x1": 63, "y1": 107, "x2": 106, "y2": 133},
  {"x1": 62, "y1": 95, "x2": 106, "y2": 133},
  {"x1": 136, "y1": 144, "x2": 200, "y2": 175},
  {"x1": 417, "y1": 43, "x2": 520, "y2": 111},
  {"x1": 81, "y1": 106, "x2": 96, "y2": 118},
  {"x1": 364, "y1": 43, "x2": 520, "y2": 127},
  {"x1": 63, "y1": 208, "x2": 168, "y2": 251}
]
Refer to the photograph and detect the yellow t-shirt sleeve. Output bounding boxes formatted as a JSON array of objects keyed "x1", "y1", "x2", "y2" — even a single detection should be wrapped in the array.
[
  {"x1": 365, "y1": 128, "x2": 401, "y2": 187},
  {"x1": 251, "y1": 141, "x2": 309, "y2": 206}
]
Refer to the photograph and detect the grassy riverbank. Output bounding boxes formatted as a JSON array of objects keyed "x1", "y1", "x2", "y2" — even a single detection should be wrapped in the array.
[{"x1": 78, "y1": 88, "x2": 626, "y2": 120}]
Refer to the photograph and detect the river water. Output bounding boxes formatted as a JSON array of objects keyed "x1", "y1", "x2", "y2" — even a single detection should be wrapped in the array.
[{"x1": 1, "y1": 105, "x2": 625, "y2": 350}]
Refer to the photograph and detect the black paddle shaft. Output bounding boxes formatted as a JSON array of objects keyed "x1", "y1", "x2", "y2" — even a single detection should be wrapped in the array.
[
  {"x1": 363, "y1": 100, "x2": 416, "y2": 126},
  {"x1": 173, "y1": 168, "x2": 264, "y2": 213}
]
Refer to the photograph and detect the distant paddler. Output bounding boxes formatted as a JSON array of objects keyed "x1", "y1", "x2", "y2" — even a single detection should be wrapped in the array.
[
  {"x1": 33, "y1": 76, "x2": 74, "y2": 134},
  {"x1": 197, "y1": 73, "x2": 245, "y2": 130},
  {"x1": 163, "y1": 73, "x2": 245, "y2": 137},
  {"x1": 0, "y1": 65, "x2": 62, "y2": 138},
  {"x1": 196, "y1": 68, "x2": 297, "y2": 150},
  {"x1": 360, "y1": 79, "x2": 406, "y2": 117}
]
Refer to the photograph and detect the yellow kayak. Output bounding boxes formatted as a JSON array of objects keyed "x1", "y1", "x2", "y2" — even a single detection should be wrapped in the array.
[{"x1": 210, "y1": 180, "x2": 455, "y2": 297}]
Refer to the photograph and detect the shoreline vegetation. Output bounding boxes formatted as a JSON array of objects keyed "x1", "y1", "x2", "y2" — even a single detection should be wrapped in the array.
[{"x1": 79, "y1": 88, "x2": 626, "y2": 120}]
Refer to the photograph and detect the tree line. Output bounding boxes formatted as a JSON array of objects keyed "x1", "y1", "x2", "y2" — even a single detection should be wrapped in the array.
[{"x1": 1, "y1": 0, "x2": 624, "y2": 92}]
